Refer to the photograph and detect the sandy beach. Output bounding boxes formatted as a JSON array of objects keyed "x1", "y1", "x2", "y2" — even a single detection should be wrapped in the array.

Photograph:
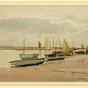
[{"x1": 0, "y1": 54, "x2": 88, "y2": 82}]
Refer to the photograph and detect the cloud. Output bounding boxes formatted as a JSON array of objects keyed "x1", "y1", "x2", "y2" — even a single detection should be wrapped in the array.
[
  {"x1": 0, "y1": 17, "x2": 60, "y2": 33},
  {"x1": 0, "y1": 16, "x2": 87, "y2": 47}
]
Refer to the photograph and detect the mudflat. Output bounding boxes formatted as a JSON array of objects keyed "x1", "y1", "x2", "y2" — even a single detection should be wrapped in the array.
[{"x1": 0, "y1": 54, "x2": 88, "y2": 82}]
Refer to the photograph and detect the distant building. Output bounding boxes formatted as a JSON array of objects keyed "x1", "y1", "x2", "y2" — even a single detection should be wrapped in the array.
[
  {"x1": 38, "y1": 41, "x2": 41, "y2": 48},
  {"x1": 81, "y1": 44, "x2": 85, "y2": 49}
]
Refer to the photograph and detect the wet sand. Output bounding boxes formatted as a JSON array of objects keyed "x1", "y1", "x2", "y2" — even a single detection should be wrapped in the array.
[{"x1": 0, "y1": 54, "x2": 88, "y2": 82}]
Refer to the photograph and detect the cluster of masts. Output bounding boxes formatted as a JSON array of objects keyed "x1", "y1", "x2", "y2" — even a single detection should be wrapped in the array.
[{"x1": 37, "y1": 37, "x2": 88, "y2": 55}]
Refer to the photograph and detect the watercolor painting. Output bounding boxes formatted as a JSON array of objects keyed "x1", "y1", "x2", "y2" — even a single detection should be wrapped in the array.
[{"x1": 0, "y1": 5, "x2": 88, "y2": 82}]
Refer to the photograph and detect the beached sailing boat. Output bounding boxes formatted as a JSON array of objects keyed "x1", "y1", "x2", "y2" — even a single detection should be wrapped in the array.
[
  {"x1": 45, "y1": 37, "x2": 65, "y2": 61},
  {"x1": 9, "y1": 37, "x2": 44, "y2": 67},
  {"x1": 19, "y1": 36, "x2": 39, "y2": 60},
  {"x1": 52, "y1": 38, "x2": 71, "y2": 56}
]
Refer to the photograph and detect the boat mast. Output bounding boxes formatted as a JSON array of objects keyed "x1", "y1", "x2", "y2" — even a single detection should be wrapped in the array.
[
  {"x1": 45, "y1": 36, "x2": 47, "y2": 55},
  {"x1": 59, "y1": 38, "x2": 61, "y2": 49},
  {"x1": 59, "y1": 38, "x2": 62, "y2": 51},
  {"x1": 38, "y1": 41, "x2": 42, "y2": 58},
  {"x1": 23, "y1": 35, "x2": 26, "y2": 55},
  {"x1": 52, "y1": 37, "x2": 55, "y2": 53},
  {"x1": 55, "y1": 40, "x2": 57, "y2": 53}
]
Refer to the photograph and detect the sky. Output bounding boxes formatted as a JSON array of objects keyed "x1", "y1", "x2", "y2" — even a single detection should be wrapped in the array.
[{"x1": 0, "y1": 5, "x2": 88, "y2": 47}]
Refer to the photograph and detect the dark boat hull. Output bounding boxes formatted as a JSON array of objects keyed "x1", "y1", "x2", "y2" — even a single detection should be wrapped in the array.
[
  {"x1": 46, "y1": 56, "x2": 65, "y2": 61},
  {"x1": 9, "y1": 59, "x2": 44, "y2": 67},
  {"x1": 45, "y1": 53, "x2": 65, "y2": 61},
  {"x1": 47, "y1": 56, "x2": 65, "y2": 61}
]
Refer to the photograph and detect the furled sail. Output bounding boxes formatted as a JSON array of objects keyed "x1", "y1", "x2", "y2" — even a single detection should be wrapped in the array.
[{"x1": 62, "y1": 39, "x2": 70, "y2": 55}]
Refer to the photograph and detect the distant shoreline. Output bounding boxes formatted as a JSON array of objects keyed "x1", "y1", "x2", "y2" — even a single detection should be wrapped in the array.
[
  {"x1": 0, "y1": 46, "x2": 61, "y2": 50},
  {"x1": 0, "y1": 46, "x2": 83, "y2": 50}
]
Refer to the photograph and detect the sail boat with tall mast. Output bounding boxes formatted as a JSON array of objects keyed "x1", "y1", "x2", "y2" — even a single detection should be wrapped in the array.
[
  {"x1": 20, "y1": 36, "x2": 39, "y2": 60},
  {"x1": 45, "y1": 36, "x2": 65, "y2": 61},
  {"x1": 9, "y1": 36, "x2": 44, "y2": 67}
]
